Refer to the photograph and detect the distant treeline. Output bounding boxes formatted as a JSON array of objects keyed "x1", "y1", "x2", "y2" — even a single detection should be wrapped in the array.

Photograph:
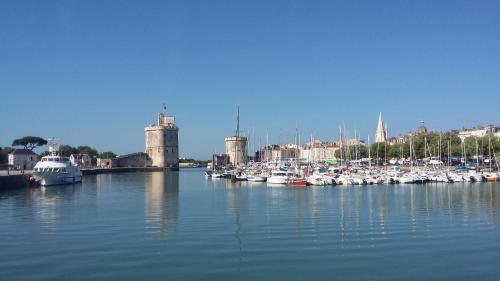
[{"x1": 51, "y1": 145, "x2": 117, "y2": 159}]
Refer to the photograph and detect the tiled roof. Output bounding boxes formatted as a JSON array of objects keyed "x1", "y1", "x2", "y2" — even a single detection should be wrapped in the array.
[{"x1": 11, "y1": 149, "x2": 38, "y2": 155}]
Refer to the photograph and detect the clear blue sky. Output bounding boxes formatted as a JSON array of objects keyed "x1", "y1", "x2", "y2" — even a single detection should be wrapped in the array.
[{"x1": 1, "y1": 0, "x2": 499, "y2": 159}]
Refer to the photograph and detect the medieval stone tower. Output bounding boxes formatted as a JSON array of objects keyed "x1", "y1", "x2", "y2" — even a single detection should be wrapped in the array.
[
  {"x1": 224, "y1": 106, "x2": 247, "y2": 166},
  {"x1": 145, "y1": 112, "x2": 179, "y2": 169},
  {"x1": 225, "y1": 136, "x2": 247, "y2": 166}
]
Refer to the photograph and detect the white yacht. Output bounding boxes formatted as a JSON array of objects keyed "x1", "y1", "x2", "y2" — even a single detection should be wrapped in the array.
[
  {"x1": 32, "y1": 142, "x2": 82, "y2": 186},
  {"x1": 267, "y1": 170, "x2": 288, "y2": 184}
]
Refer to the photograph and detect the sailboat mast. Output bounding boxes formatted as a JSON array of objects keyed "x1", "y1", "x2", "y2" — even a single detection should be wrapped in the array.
[
  {"x1": 234, "y1": 106, "x2": 239, "y2": 167},
  {"x1": 489, "y1": 134, "x2": 492, "y2": 171},
  {"x1": 368, "y1": 135, "x2": 371, "y2": 168},
  {"x1": 339, "y1": 125, "x2": 343, "y2": 167},
  {"x1": 448, "y1": 139, "x2": 451, "y2": 168},
  {"x1": 439, "y1": 133, "x2": 442, "y2": 162},
  {"x1": 476, "y1": 137, "x2": 479, "y2": 169}
]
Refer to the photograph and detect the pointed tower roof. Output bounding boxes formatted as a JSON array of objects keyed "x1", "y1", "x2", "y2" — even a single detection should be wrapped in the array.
[{"x1": 375, "y1": 112, "x2": 387, "y2": 143}]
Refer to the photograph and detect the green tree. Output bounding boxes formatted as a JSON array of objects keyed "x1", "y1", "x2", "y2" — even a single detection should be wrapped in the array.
[
  {"x1": 59, "y1": 145, "x2": 79, "y2": 157},
  {"x1": 12, "y1": 136, "x2": 48, "y2": 150},
  {"x1": 0, "y1": 147, "x2": 14, "y2": 165},
  {"x1": 387, "y1": 143, "x2": 408, "y2": 159},
  {"x1": 479, "y1": 134, "x2": 500, "y2": 158},
  {"x1": 334, "y1": 145, "x2": 368, "y2": 160},
  {"x1": 99, "y1": 151, "x2": 117, "y2": 159},
  {"x1": 77, "y1": 146, "x2": 98, "y2": 157},
  {"x1": 370, "y1": 142, "x2": 387, "y2": 163}
]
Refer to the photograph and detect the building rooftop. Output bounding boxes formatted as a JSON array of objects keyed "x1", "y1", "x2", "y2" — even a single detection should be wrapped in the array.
[{"x1": 10, "y1": 149, "x2": 37, "y2": 155}]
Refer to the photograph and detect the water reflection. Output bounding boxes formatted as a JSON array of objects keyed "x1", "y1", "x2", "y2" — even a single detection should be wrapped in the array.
[
  {"x1": 224, "y1": 180, "x2": 245, "y2": 268},
  {"x1": 216, "y1": 182, "x2": 500, "y2": 251},
  {"x1": 333, "y1": 183, "x2": 500, "y2": 247},
  {"x1": 29, "y1": 185, "x2": 80, "y2": 232},
  {"x1": 144, "y1": 171, "x2": 179, "y2": 238}
]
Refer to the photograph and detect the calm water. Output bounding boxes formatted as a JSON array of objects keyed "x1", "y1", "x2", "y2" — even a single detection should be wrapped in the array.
[{"x1": 1, "y1": 169, "x2": 500, "y2": 281}]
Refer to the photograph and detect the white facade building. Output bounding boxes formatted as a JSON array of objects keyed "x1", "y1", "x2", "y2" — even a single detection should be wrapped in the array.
[
  {"x1": 8, "y1": 149, "x2": 38, "y2": 170},
  {"x1": 70, "y1": 154, "x2": 92, "y2": 169},
  {"x1": 458, "y1": 125, "x2": 499, "y2": 141},
  {"x1": 300, "y1": 141, "x2": 339, "y2": 162}
]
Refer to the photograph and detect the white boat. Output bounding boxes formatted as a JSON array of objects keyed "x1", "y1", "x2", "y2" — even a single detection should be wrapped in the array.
[
  {"x1": 32, "y1": 141, "x2": 82, "y2": 186},
  {"x1": 234, "y1": 172, "x2": 248, "y2": 181},
  {"x1": 267, "y1": 170, "x2": 288, "y2": 184},
  {"x1": 247, "y1": 174, "x2": 267, "y2": 182},
  {"x1": 398, "y1": 175, "x2": 415, "y2": 184},
  {"x1": 307, "y1": 175, "x2": 328, "y2": 186},
  {"x1": 211, "y1": 171, "x2": 224, "y2": 178}
]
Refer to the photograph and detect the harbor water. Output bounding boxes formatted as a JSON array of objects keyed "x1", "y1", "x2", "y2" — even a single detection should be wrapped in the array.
[{"x1": 1, "y1": 168, "x2": 500, "y2": 280}]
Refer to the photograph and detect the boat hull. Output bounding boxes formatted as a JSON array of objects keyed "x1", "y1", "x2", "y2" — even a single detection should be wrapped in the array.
[
  {"x1": 288, "y1": 178, "x2": 307, "y2": 186},
  {"x1": 267, "y1": 177, "x2": 287, "y2": 184},
  {"x1": 247, "y1": 176, "x2": 267, "y2": 182},
  {"x1": 34, "y1": 173, "x2": 82, "y2": 186}
]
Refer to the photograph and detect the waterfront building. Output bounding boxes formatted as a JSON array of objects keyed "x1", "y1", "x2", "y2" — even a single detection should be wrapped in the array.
[
  {"x1": 300, "y1": 141, "x2": 339, "y2": 162},
  {"x1": 8, "y1": 149, "x2": 38, "y2": 170},
  {"x1": 458, "y1": 125, "x2": 500, "y2": 141},
  {"x1": 225, "y1": 136, "x2": 247, "y2": 166},
  {"x1": 145, "y1": 112, "x2": 179, "y2": 169},
  {"x1": 96, "y1": 158, "x2": 113, "y2": 168},
  {"x1": 212, "y1": 154, "x2": 229, "y2": 170},
  {"x1": 340, "y1": 138, "x2": 366, "y2": 146},
  {"x1": 375, "y1": 112, "x2": 388, "y2": 143},
  {"x1": 70, "y1": 154, "x2": 92, "y2": 169},
  {"x1": 388, "y1": 121, "x2": 430, "y2": 145},
  {"x1": 257, "y1": 144, "x2": 299, "y2": 162},
  {"x1": 96, "y1": 152, "x2": 151, "y2": 168}
]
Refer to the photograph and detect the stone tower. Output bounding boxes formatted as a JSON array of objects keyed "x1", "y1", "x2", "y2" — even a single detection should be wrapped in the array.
[
  {"x1": 225, "y1": 136, "x2": 247, "y2": 166},
  {"x1": 375, "y1": 112, "x2": 387, "y2": 143},
  {"x1": 224, "y1": 106, "x2": 247, "y2": 166},
  {"x1": 145, "y1": 112, "x2": 179, "y2": 169}
]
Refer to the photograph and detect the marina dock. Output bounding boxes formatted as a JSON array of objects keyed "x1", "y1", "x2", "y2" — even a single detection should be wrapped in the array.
[{"x1": 0, "y1": 172, "x2": 31, "y2": 189}]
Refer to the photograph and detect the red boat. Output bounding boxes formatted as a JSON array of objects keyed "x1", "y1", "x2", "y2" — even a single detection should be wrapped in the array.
[{"x1": 288, "y1": 178, "x2": 307, "y2": 187}]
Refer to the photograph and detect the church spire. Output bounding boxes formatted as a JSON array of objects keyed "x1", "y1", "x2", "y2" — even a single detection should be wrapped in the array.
[{"x1": 375, "y1": 112, "x2": 387, "y2": 143}]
